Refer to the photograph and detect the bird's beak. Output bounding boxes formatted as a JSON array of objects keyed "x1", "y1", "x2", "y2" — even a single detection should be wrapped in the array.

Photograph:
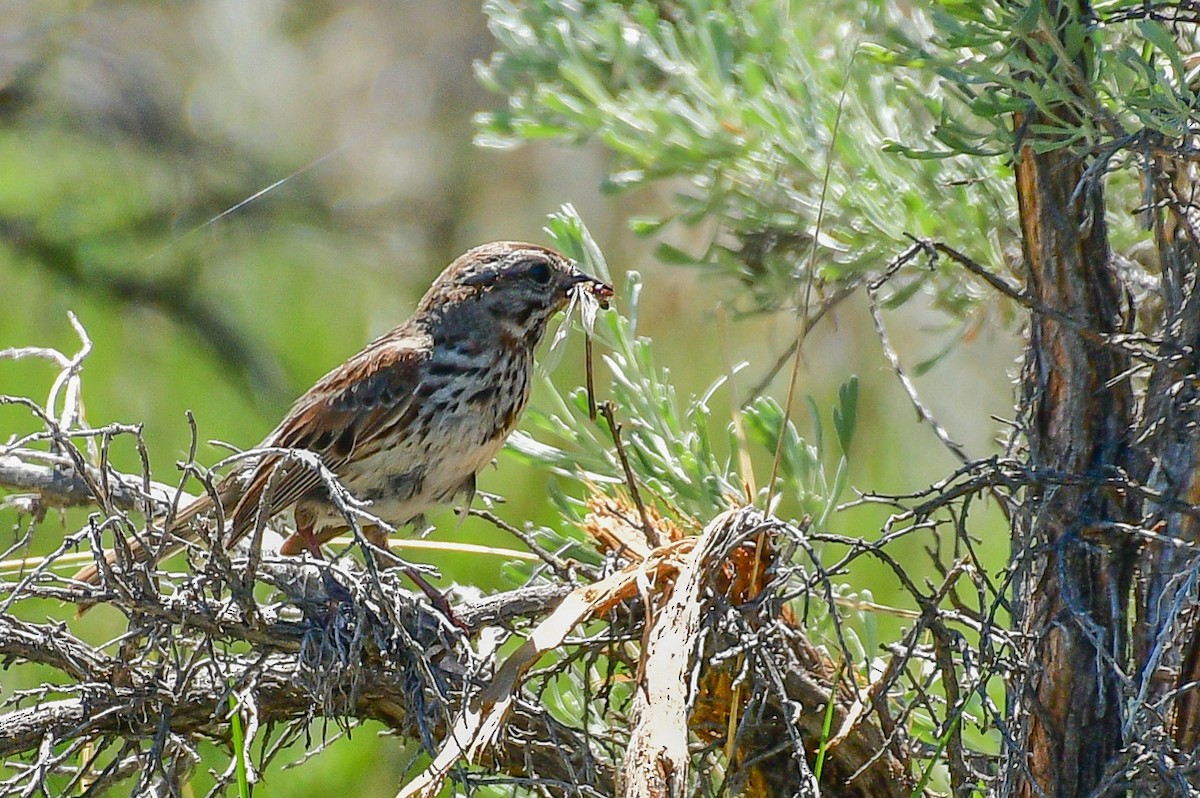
[{"x1": 568, "y1": 269, "x2": 613, "y2": 309}]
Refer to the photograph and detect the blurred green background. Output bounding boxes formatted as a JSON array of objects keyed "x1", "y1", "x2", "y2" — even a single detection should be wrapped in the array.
[{"x1": 0, "y1": 2, "x2": 1018, "y2": 794}]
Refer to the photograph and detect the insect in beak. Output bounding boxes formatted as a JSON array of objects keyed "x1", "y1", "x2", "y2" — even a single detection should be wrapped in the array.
[{"x1": 568, "y1": 271, "x2": 613, "y2": 309}]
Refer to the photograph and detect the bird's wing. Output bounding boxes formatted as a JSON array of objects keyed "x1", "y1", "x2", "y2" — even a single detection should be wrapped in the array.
[
  {"x1": 73, "y1": 333, "x2": 429, "y2": 587},
  {"x1": 224, "y1": 332, "x2": 429, "y2": 545}
]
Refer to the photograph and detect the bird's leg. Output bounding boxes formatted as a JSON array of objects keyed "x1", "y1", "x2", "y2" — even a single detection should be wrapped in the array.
[
  {"x1": 280, "y1": 505, "x2": 331, "y2": 558},
  {"x1": 284, "y1": 518, "x2": 359, "y2": 614},
  {"x1": 359, "y1": 523, "x2": 465, "y2": 633},
  {"x1": 299, "y1": 519, "x2": 324, "y2": 560},
  {"x1": 403, "y1": 567, "x2": 467, "y2": 634}
]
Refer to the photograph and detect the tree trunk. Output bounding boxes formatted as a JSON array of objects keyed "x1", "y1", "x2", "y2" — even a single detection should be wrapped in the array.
[{"x1": 1003, "y1": 7, "x2": 1136, "y2": 792}]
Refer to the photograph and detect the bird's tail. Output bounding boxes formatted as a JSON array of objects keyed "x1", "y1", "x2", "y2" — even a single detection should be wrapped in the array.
[{"x1": 71, "y1": 493, "x2": 216, "y2": 588}]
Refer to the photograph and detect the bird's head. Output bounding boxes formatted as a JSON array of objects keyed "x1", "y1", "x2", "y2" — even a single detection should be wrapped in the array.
[{"x1": 420, "y1": 241, "x2": 611, "y2": 346}]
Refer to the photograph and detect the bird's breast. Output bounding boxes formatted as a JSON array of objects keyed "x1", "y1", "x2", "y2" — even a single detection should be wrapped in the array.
[{"x1": 335, "y1": 346, "x2": 532, "y2": 526}]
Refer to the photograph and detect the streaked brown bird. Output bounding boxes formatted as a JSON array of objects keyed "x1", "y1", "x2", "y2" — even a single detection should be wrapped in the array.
[{"x1": 74, "y1": 241, "x2": 611, "y2": 588}]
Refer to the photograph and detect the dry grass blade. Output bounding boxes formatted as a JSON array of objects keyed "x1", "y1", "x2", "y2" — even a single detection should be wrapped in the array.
[{"x1": 586, "y1": 331, "x2": 598, "y2": 421}]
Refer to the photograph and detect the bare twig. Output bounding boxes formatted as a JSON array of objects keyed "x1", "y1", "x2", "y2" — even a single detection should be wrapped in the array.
[
  {"x1": 865, "y1": 290, "x2": 970, "y2": 464},
  {"x1": 598, "y1": 401, "x2": 660, "y2": 548}
]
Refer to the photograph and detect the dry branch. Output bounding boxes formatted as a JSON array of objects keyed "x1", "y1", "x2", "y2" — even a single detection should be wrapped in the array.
[
  {"x1": 0, "y1": 574, "x2": 592, "y2": 781},
  {"x1": 1, "y1": 430, "x2": 927, "y2": 796},
  {"x1": 2, "y1": 317, "x2": 947, "y2": 797},
  {"x1": 622, "y1": 508, "x2": 818, "y2": 798},
  {"x1": 621, "y1": 513, "x2": 728, "y2": 797}
]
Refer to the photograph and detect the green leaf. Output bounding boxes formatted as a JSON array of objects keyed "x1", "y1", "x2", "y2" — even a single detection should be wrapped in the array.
[
  {"x1": 833, "y1": 376, "x2": 858, "y2": 456},
  {"x1": 228, "y1": 691, "x2": 250, "y2": 798},
  {"x1": 1138, "y1": 20, "x2": 1185, "y2": 80},
  {"x1": 805, "y1": 393, "x2": 823, "y2": 459},
  {"x1": 655, "y1": 242, "x2": 702, "y2": 266},
  {"x1": 813, "y1": 675, "x2": 841, "y2": 782},
  {"x1": 1010, "y1": 0, "x2": 1043, "y2": 35},
  {"x1": 818, "y1": 455, "x2": 848, "y2": 528},
  {"x1": 882, "y1": 140, "x2": 957, "y2": 160},
  {"x1": 629, "y1": 216, "x2": 670, "y2": 235},
  {"x1": 912, "y1": 333, "x2": 962, "y2": 377},
  {"x1": 1062, "y1": 17, "x2": 1088, "y2": 61},
  {"x1": 882, "y1": 275, "x2": 928, "y2": 310},
  {"x1": 740, "y1": 60, "x2": 768, "y2": 96}
]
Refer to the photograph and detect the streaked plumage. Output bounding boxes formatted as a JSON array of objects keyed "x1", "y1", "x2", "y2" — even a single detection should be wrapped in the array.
[{"x1": 75, "y1": 241, "x2": 611, "y2": 585}]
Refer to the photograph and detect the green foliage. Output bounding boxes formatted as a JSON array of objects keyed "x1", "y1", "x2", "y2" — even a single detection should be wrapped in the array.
[
  {"x1": 893, "y1": 1, "x2": 1200, "y2": 156},
  {"x1": 833, "y1": 375, "x2": 858, "y2": 456},
  {"x1": 511, "y1": 226, "x2": 748, "y2": 525},
  {"x1": 888, "y1": 0, "x2": 1195, "y2": 260},
  {"x1": 507, "y1": 207, "x2": 854, "y2": 544},
  {"x1": 885, "y1": 1, "x2": 1199, "y2": 255},
  {"x1": 478, "y1": 0, "x2": 1013, "y2": 316}
]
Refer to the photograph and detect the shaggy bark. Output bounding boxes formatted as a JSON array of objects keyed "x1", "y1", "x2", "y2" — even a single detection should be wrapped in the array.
[{"x1": 1004, "y1": 5, "x2": 1136, "y2": 795}]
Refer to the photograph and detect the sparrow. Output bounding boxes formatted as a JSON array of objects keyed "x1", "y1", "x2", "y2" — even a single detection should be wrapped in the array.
[{"x1": 74, "y1": 241, "x2": 612, "y2": 588}]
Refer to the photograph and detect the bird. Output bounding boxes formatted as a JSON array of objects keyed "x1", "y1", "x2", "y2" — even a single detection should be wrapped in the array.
[{"x1": 73, "y1": 241, "x2": 612, "y2": 591}]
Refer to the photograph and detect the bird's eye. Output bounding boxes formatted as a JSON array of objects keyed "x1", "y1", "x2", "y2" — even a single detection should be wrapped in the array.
[{"x1": 528, "y1": 261, "x2": 552, "y2": 284}]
